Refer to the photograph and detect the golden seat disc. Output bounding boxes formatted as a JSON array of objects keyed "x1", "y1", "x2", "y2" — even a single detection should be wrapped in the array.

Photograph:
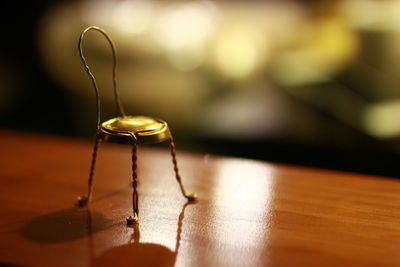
[{"x1": 101, "y1": 116, "x2": 171, "y2": 144}]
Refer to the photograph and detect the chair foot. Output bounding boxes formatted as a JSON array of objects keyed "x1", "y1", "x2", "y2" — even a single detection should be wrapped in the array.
[
  {"x1": 77, "y1": 195, "x2": 89, "y2": 207},
  {"x1": 184, "y1": 192, "x2": 198, "y2": 202},
  {"x1": 126, "y1": 213, "x2": 139, "y2": 225}
]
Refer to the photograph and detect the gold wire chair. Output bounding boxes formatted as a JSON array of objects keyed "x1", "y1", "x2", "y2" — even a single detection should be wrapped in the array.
[{"x1": 76, "y1": 26, "x2": 197, "y2": 225}]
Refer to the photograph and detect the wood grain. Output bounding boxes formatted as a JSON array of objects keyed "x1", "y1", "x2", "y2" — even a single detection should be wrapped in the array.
[{"x1": 0, "y1": 131, "x2": 400, "y2": 267}]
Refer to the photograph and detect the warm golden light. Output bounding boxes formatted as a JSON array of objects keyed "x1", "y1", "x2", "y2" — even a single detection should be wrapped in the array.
[
  {"x1": 342, "y1": 0, "x2": 400, "y2": 31},
  {"x1": 152, "y1": 1, "x2": 216, "y2": 51},
  {"x1": 363, "y1": 101, "x2": 400, "y2": 138},
  {"x1": 152, "y1": 1, "x2": 217, "y2": 71},
  {"x1": 213, "y1": 26, "x2": 267, "y2": 79},
  {"x1": 111, "y1": 0, "x2": 155, "y2": 35},
  {"x1": 273, "y1": 17, "x2": 358, "y2": 86}
]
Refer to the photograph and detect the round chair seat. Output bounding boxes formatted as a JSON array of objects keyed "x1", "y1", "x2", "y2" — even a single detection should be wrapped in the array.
[{"x1": 101, "y1": 116, "x2": 171, "y2": 144}]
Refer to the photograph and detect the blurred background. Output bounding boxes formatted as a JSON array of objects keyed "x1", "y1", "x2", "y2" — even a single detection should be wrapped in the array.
[{"x1": 2, "y1": 0, "x2": 400, "y2": 177}]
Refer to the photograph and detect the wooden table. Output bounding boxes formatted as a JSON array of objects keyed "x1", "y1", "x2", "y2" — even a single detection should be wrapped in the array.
[{"x1": 1, "y1": 131, "x2": 400, "y2": 267}]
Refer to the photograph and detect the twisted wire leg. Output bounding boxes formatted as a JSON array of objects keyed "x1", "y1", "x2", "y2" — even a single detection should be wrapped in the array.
[
  {"x1": 78, "y1": 133, "x2": 101, "y2": 207},
  {"x1": 168, "y1": 137, "x2": 197, "y2": 201},
  {"x1": 127, "y1": 140, "x2": 139, "y2": 225}
]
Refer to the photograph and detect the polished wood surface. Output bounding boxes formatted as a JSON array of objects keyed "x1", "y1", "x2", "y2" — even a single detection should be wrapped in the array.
[{"x1": 1, "y1": 131, "x2": 400, "y2": 267}]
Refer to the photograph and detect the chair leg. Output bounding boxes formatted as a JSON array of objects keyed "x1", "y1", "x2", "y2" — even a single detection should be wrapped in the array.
[
  {"x1": 127, "y1": 140, "x2": 139, "y2": 225},
  {"x1": 78, "y1": 133, "x2": 101, "y2": 207},
  {"x1": 168, "y1": 137, "x2": 197, "y2": 201}
]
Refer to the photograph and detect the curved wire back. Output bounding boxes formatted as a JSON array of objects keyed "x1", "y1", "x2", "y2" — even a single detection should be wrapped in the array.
[{"x1": 78, "y1": 26, "x2": 126, "y2": 130}]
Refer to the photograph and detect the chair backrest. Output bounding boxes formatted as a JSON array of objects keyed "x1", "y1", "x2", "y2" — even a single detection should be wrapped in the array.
[{"x1": 78, "y1": 26, "x2": 126, "y2": 130}]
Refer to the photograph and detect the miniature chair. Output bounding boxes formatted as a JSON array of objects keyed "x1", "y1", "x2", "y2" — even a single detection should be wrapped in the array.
[{"x1": 76, "y1": 26, "x2": 197, "y2": 225}]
